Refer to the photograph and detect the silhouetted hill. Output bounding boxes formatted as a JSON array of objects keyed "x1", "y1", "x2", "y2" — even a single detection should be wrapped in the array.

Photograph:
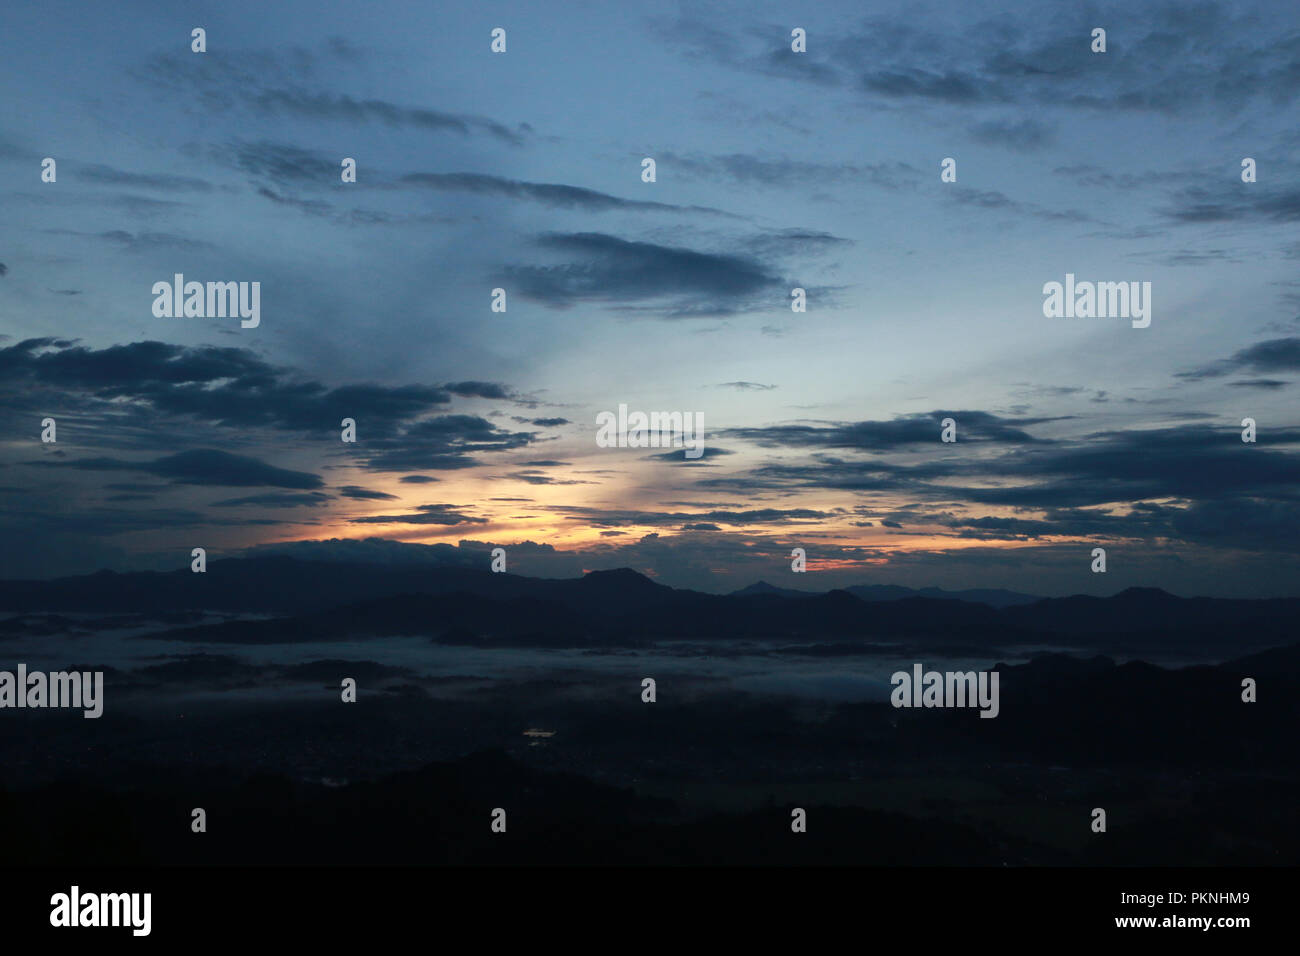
[
  {"x1": 4, "y1": 556, "x2": 1299, "y2": 655},
  {"x1": 1000, "y1": 586, "x2": 1300, "y2": 647},
  {"x1": 846, "y1": 584, "x2": 1040, "y2": 607},
  {"x1": 732, "y1": 580, "x2": 1039, "y2": 606},
  {"x1": 731, "y1": 581, "x2": 820, "y2": 599}
]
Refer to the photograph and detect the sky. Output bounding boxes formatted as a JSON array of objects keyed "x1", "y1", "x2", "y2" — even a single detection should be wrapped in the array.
[{"x1": 1, "y1": 0, "x2": 1298, "y2": 596}]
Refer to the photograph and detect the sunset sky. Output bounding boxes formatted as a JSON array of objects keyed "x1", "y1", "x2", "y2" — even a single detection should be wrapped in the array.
[{"x1": 2, "y1": 0, "x2": 1298, "y2": 595}]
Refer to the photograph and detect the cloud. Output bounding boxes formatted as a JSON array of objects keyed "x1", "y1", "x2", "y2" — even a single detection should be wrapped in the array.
[
  {"x1": 863, "y1": 68, "x2": 997, "y2": 104},
  {"x1": 0, "y1": 340, "x2": 499, "y2": 447},
  {"x1": 659, "y1": 152, "x2": 921, "y2": 191},
  {"x1": 1171, "y1": 497, "x2": 1300, "y2": 553},
  {"x1": 398, "y1": 172, "x2": 732, "y2": 216},
  {"x1": 967, "y1": 118, "x2": 1056, "y2": 151},
  {"x1": 1162, "y1": 186, "x2": 1300, "y2": 224},
  {"x1": 93, "y1": 230, "x2": 213, "y2": 251},
  {"x1": 646, "y1": 447, "x2": 735, "y2": 463},
  {"x1": 549, "y1": 505, "x2": 836, "y2": 528},
  {"x1": 661, "y1": 7, "x2": 1300, "y2": 123},
  {"x1": 338, "y1": 486, "x2": 399, "y2": 501},
  {"x1": 350, "y1": 504, "x2": 487, "y2": 525},
  {"x1": 945, "y1": 188, "x2": 1090, "y2": 223},
  {"x1": 246, "y1": 536, "x2": 482, "y2": 566},
  {"x1": 248, "y1": 91, "x2": 530, "y2": 145},
  {"x1": 1177, "y1": 338, "x2": 1300, "y2": 380},
  {"x1": 137, "y1": 44, "x2": 530, "y2": 145},
  {"x1": 212, "y1": 491, "x2": 333, "y2": 508},
  {"x1": 74, "y1": 162, "x2": 214, "y2": 192},
  {"x1": 445, "y1": 381, "x2": 514, "y2": 400},
  {"x1": 255, "y1": 186, "x2": 333, "y2": 217},
  {"x1": 506, "y1": 232, "x2": 786, "y2": 317},
  {"x1": 31, "y1": 449, "x2": 324, "y2": 490},
  {"x1": 720, "y1": 411, "x2": 1047, "y2": 449},
  {"x1": 501, "y1": 470, "x2": 591, "y2": 486},
  {"x1": 359, "y1": 415, "x2": 540, "y2": 472},
  {"x1": 1227, "y1": 378, "x2": 1290, "y2": 390},
  {"x1": 1052, "y1": 165, "x2": 1147, "y2": 190},
  {"x1": 228, "y1": 140, "x2": 338, "y2": 183},
  {"x1": 707, "y1": 422, "x2": 1300, "y2": 512}
]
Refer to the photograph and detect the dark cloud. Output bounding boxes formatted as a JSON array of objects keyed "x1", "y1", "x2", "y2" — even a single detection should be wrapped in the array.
[
  {"x1": 0, "y1": 341, "x2": 508, "y2": 452},
  {"x1": 1177, "y1": 338, "x2": 1300, "y2": 380},
  {"x1": 1162, "y1": 186, "x2": 1300, "y2": 224},
  {"x1": 1129, "y1": 248, "x2": 1243, "y2": 267},
  {"x1": 502, "y1": 470, "x2": 591, "y2": 486},
  {"x1": 550, "y1": 506, "x2": 836, "y2": 528},
  {"x1": 139, "y1": 44, "x2": 529, "y2": 145},
  {"x1": 255, "y1": 186, "x2": 332, "y2": 216},
  {"x1": 229, "y1": 140, "x2": 338, "y2": 183},
  {"x1": 506, "y1": 232, "x2": 786, "y2": 317},
  {"x1": 967, "y1": 118, "x2": 1055, "y2": 151},
  {"x1": 337, "y1": 486, "x2": 399, "y2": 501},
  {"x1": 248, "y1": 91, "x2": 529, "y2": 145},
  {"x1": 350, "y1": 504, "x2": 486, "y2": 525},
  {"x1": 30, "y1": 449, "x2": 324, "y2": 490},
  {"x1": 658, "y1": 152, "x2": 921, "y2": 191},
  {"x1": 720, "y1": 411, "x2": 1047, "y2": 449},
  {"x1": 247, "y1": 536, "x2": 482, "y2": 567},
  {"x1": 946, "y1": 188, "x2": 1090, "y2": 223},
  {"x1": 706, "y1": 422, "x2": 1300, "y2": 512},
  {"x1": 0, "y1": 505, "x2": 216, "y2": 538},
  {"x1": 646, "y1": 447, "x2": 735, "y2": 463},
  {"x1": 863, "y1": 68, "x2": 996, "y2": 104},
  {"x1": 1227, "y1": 378, "x2": 1290, "y2": 390},
  {"x1": 1171, "y1": 497, "x2": 1300, "y2": 553},
  {"x1": 94, "y1": 230, "x2": 213, "y2": 251},
  {"x1": 659, "y1": 7, "x2": 1300, "y2": 123},
  {"x1": 212, "y1": 491, "x2": 333, "y2": 508},
  {"x1": 398, "y1": 172, "x2": 732, "y2": 216},
  {"x1": 744, "y1": 230, "x2": 852, "y2": 258},
  {"x1": 1053, "y1": 165, "x2": 1147, "y2": 190},
  {"x1": 74, "y1": 162, "x2": 214, "y2": 192},
  {"x1": 445, "y1": 381, "x2": 513, "y2": 400},
  {"x1": 360, "y1": 415, "x2": 539, "y2": 472}
]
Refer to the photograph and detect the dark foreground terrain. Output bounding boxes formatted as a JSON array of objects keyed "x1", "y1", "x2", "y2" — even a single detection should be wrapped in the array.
[{"x1": 2, "y1": 560, "x2": 1295, "y2": 866}]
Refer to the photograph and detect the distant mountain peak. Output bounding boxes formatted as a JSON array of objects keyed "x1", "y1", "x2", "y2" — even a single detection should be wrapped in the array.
[
  {"x1": 580, "y1": 568, "x2": 660, "y2": 588},
  {"x1": 1114, "y1": 586, "x2": 1175, "y2": 600},
  {"x1": 736, "y1": 580, "x2": 784, "y2": 593},
  {"x1": 730, "y1": 580, "x2": 820, "y2": 598}
]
